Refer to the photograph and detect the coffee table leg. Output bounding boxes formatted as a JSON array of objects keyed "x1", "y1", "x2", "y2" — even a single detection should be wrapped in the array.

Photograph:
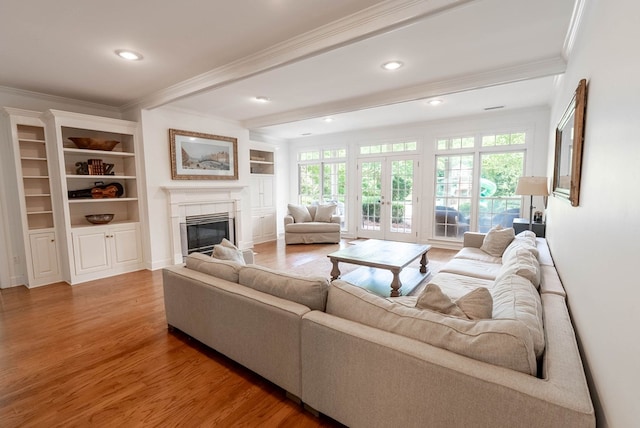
[
  {"x1": 420, "y1": 251, "x2": 429, "y2": 274},
  {"x1": 330, "y1": 258, "x2": 341, "y2": 280},
  {"x1": 390, "y1": 269, "x2": 402, "y2": 297}
]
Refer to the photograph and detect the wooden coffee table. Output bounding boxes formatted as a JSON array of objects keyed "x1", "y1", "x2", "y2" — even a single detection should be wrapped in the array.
[{"x1": 327, "y1": 239, "x2": 432, "y2": 297}]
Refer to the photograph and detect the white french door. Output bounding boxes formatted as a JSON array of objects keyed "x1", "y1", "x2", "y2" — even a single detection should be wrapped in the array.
[{"x1": 357, "y1": 156, "x2": 418, "y2": 242}]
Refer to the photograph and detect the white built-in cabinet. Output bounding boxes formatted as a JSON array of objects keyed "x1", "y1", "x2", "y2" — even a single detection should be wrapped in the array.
[
  {"x1": 250, "y1": 148, "x2": 277, "y2": 244},
  {"x1": 2, "y1": 108, "x2": 61, "y2": 287},
  {"x1": 44, "y1": 110, "x2": 143, "y2": 284}
]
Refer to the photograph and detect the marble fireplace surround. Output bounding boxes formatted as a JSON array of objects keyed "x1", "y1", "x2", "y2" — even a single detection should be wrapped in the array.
[{"x1": 163, "y1": 185, "x2": 246, "y2": 264}]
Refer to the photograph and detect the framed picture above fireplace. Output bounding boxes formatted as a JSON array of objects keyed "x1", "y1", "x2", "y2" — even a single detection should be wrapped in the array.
[{"x1": 169, "y1": 129, "x2": 238, "y2": 180}]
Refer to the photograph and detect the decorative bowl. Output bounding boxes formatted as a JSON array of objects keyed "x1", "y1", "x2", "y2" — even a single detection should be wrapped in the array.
[
  {"x1": 69, "y1": 137, "x2": 120, "y2": 151},
  {"x1": 85, "y1": 214, "x2": 114, "y2": 224}
]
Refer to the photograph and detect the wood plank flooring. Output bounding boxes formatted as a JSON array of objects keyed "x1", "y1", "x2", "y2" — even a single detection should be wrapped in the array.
[{"x1": 0, "y1": 239, "x2": 455, "y2": 427}]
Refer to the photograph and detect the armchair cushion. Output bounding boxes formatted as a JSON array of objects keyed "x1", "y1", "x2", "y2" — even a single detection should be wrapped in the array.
[
  {"x1": 288, "y1": 204, "x2": 312, "y2": 223},
  {"x1": 314, "y1": 203, "x2": 337, "y2": 222}
]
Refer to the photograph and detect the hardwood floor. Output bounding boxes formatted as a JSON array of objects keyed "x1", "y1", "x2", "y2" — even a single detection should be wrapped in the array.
[{"x1": 0, "y1": 239, "x2": 455, "y2": 427}]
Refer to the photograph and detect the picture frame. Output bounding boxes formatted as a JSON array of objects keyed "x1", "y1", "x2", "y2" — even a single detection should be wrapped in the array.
[
  {"x1": 553, "y1": 78, "x2": 587, "y2": 206},
  {"x1": 169, "y1": 129, "x2": 238, "y2": 180}
]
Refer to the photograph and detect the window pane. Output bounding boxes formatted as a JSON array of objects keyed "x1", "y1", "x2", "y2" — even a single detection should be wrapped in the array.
[
  {"x1": 477, "y1": 151, "x2": 524, "y2": 232},
  {"x1": 434, "y1": 154, "x2": 473, "y2": 239}
]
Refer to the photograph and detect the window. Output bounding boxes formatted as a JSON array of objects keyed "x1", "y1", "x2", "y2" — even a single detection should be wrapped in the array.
[
  {"x1": 360, "y1": 141, "x2": 417, "y2": 155},
  {"x1": 434, "y1": 131, "x2": 526, "y2": 239},
  {"x1": 298, "y1": 148, "x2": 347, "y2": 228}
]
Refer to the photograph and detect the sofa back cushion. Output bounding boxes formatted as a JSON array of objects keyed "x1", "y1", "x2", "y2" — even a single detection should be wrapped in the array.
[
  {"x1": 239, "y1": 265, "x2": 329, "y2": 311},
  {"x1": 185, "y1": 252, "x2": 242, "y2": 283},
  {"x1": 327, "y1": 280, "x2": 537, "y2": 375},
  {"x1": 499, "y1": 248, "x2": 541, "y2": 288}
]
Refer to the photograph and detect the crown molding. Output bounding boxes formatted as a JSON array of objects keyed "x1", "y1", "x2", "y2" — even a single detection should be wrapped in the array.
[
  {"x1": 124, "y1": 0, "x2": 477, "y2": 111},
  {"x1": 563, "y1": 0, "x2": 587, "y2": 60},
  {"x1": 242, "y1": 55, "x2": 567, "y2": 129},
  {"x1": 0, "y1": 85, "x2": 120, "y2": 114}
]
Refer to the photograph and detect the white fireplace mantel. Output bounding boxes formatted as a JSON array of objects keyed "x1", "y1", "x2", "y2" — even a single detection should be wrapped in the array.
[{"x1": 162, "y1": 185, "x2": 247, "y2": 264}]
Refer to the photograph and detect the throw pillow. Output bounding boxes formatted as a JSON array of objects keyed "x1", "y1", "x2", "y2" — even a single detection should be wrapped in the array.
[
  {"x1": 314, "y1": 203, "x2": 337, "y2": 222},
  {"x1": 480, "y1": 225, "x2": 515, "y2": 257},
  {"x1": 212, "y1": 239, "x2": 245, "y2": 265},
  {"x1": 456, "y1": 287, "x2": 493, "y2": 319},
  {"x1": 415, "y1": 284, "x2": 467, "y2": 318},
  {"x1": 288, "y1": 204, "x2": 312, "y2": 223},
  {"x1": 416, "y1": 284, "x2": 493, "y2": 320}
]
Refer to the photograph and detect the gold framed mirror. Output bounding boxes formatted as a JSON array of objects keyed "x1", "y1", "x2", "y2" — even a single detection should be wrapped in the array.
[{"x1": 553, "y1": 79, "x2": 587, "y2": 206}]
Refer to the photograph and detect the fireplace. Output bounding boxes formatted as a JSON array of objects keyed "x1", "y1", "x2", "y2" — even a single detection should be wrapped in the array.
[
  {"x1": 163, "y1": 185, "x2": 246, "y2": 265},
  {"x1": 180, "y1": 213, "x2": 234, "y2": 258}
]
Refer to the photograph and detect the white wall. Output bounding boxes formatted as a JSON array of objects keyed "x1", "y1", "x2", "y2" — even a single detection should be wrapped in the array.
[
  {"x1": 285, "y1": 106, "x2": 550, "y2": 244},
  {"x1": 545, "y1": 1, "x2": 640, "y2": 426},
  {"x1": 139, "y1": 107, "x2": 251, "y2": 269},
  {"x1": 0, "y1": 88, "x2": 120, "y2": 288}
]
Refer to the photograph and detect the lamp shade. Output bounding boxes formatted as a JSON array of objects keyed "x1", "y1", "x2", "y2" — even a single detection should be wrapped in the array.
[{"x1": 515, "y1": 176, "x2": 549, "y2": 196}]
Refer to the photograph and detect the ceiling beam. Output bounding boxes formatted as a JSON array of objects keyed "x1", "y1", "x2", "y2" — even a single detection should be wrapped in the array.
[
  {"x1": 242, "y1": 56, "x2": 567, "y2": 129},
  {"x1": 123, "y1": 0, "x2": 479, "y2": 111}
]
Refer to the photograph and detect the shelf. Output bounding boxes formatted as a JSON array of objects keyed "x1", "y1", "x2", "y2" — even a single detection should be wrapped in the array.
[
  {"x1": 70, "y1": 220, "x2": 138, "y2": 230},
  {"x1": 27, "y1": 210, "x2": 54, "y2": 215},
  {"x1": 250, "y1": 160, "x2": 274, "y2": 165},
  {"x1": 63, "y1": 148, "x2": 134, "y2": 157},
  {"x1": 23, "y1": 175, "x2": 50, "y2": 179},
  {"x1": 66, "y1": 174, "x2": 136, "y2": 180},
  {"x1": 25, "y1": 193, "x2": 51, "y2": 197},
  {"x1": 68, "y1": 198, "x2": 138, "y2": 204},
  {"x1": 19, "y1": 138, "x2": 46, "y2": 144},
  {"x1": 21, "y1": 157, "x2": 47, "y2": 161}
]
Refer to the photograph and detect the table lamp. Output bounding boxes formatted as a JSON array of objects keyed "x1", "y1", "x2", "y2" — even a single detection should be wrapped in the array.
[{"x1": 515, "y1": 176, "x2": 549, "y2": 230}]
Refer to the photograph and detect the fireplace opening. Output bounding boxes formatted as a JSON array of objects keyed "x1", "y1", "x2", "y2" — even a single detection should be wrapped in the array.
[{"x1": 180, "y1": 213, "x2": 234, "y2": 258}]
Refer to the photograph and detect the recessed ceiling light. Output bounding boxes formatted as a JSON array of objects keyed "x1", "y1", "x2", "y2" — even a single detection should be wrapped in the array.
[
  {"x1": 301, "y1": 133, "x2": 312, "y2": 136},
  {"x1": 115, "y1": 49, "x2": 143, "y2": 61},
  {"x1": 381, "y1": 60, "x2": 403, "y2": 71},
  {"x1": 427, "y1": 99, "x2": 443, "y2": 106},
  {"x1": 255, "y1": 96, "x2": 270, "y2": 103},
  {"x1": 484, "y1": 105, "x2": 505, "y2": 111},
  {"x1": 323, "y1": 117, "x2": 334, "y2": 123}
]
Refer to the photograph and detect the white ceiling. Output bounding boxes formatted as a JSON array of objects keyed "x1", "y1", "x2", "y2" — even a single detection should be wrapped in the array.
[{"x1": 0, "y1": 0, "x2": 578, "y2": 140}]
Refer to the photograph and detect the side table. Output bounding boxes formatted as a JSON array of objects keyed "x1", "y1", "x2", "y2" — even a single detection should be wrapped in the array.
[{"x1": 512, "y1": 218, "x2": 546, "y2": 237}]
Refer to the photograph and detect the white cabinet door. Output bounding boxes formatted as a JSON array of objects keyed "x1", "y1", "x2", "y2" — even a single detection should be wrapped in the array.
[
  {"x1": 262, "y1": 211, "x2": 277, "y2": 240},
  {"x1": 72, "y1": 224, "x2": 141, "y2": 278},
  {"x1": 110, "y1": 224, "x2": 141, "y2": 268},
  {"x1": 72, "y1": 229, "x2": 110, "y2": 275},
  {"x1": 29, "y1": 231, "x2": 59, "y2": 280}
]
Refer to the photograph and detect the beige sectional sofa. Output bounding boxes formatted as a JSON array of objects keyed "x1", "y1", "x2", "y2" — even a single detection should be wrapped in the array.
[{"x1": 162, "y1": 232, "x2": 595, "y2": 427}]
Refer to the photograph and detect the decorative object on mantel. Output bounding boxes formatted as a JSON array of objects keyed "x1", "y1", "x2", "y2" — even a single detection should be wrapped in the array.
[
  {"x1": 69, "y1": 137, "x2": 120, "y2": 151},
  {"x1": 515, "y1": 176, "x2": 549, "y2": 231},
  {"x1": 553, "y1": 78, "x2": 588, "y2": 206},
  {"x1": 85, "y1": 213, "x2": 114, "y2": 224},
  {"x1": 169, "y1": 129, "x2": 238, "y2": 180},
  {"x1": 68, "y1": 181, "x2": 124, "y2": 199}
]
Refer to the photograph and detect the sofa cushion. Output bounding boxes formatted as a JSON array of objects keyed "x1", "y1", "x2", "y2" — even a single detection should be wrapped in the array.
[
  {"x1": 439, "y1": 258, "x2": 502, "y2": 280},
  {"x1": 502, "y1": 236, "x2": 539, "y2": 263},
  {"x1": 314, "y1": 203, "x2": 337, "y2": 222},
  {"x1": 427, "y1": 272, "x2": 494, "y2": 302},
  {"x1": 288, "y1": 204, "x2": 312, "y2": 223},
  {"x1": 480, "y1": 225, "x2": 515, "y2": 257},
  {"x1": 499, "y1": 248, "x2": 541, "y2": 288},
  {"x1": 185, "y1": 252, "x2": 242, "y2": 283},
  {"x1": 239, "y1": 265, "x2": 330, "y2": 311},
  {"x1": 416, "y1": 284, "x2": 493, "y2": 320},
  {"x1": 453, "y1": 247, "x2": 502, "y2": 264},
  {"x1": 491, "y1": 273, "x2": 545, "y2": 357},
  {"x1": 327, "y1": 280, "x2": 537, "y2": 375},
  {"x1": 212, "y1": 238, "x2": 246, "y2": 265},
  {"x1": 285, "y1": 222, "x2": 341, "y2": 233}
]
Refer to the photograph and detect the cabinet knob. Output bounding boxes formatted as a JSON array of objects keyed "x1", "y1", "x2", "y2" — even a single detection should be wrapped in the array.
[{"x1": 51, "y1": 239, "x2": 55, "y2": 242}]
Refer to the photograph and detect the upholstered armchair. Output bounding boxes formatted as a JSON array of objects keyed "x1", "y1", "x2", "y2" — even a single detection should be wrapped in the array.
[{"x1": 284, "y1": 204, "x2": 341, "y2": 244}]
